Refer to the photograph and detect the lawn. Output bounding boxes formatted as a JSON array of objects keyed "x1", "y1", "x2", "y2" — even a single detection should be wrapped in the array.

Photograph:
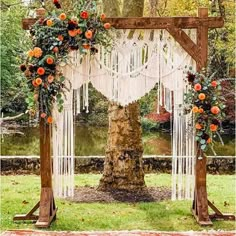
[{"x1": 0, "y1": 174, "x2": 235, "y2": 231}]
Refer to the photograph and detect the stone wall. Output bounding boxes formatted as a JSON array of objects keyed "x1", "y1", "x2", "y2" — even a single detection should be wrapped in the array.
[{"x1": 0, "y1": 156, "x2": 235, "y2": 175}]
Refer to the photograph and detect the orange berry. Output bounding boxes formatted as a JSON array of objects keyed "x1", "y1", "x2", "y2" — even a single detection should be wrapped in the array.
[
  {"x1": 47, "y1": 116, "x2": 53, "y2": 124},
  {"x1": 211, "y1": 81, "x2": 218, "y2": 87},
  {"x1": 101, "y1": 13, "x2": 106, "y2": 21},
  {"x1": 47, "y1": 75, "x2": 54, "y2": 83},
  {"x1": 58, "y1": 35, "x2": 64, "y2": 41},
  {"x1": 195, "y1": 123, "x2": 202, "y2": 130},
  {"x1": 68, "y1": 30, "x2": 77, "y2": 37},
  {"x1": 40, "y1": 113, "x2": 47, "y2": 118},
  {"x1": 46, "y1": 57, "x2": 54, "y2": 65},
  {"x1": 210, "y1": 124, "x2": 218, "y2": 132},
  {"x1": 194, "y1": 83, "x2": 202, "y2": 91},
  {"x1": 59, "y1": 13, "x2": 66, "y2": 21},
  {"x1": 211, "y1": 106, "x2": 220, "y2": 115},
  {"x1": 104, "y1": 22, "x2": 111, "y2": 29},
  {"x1": 47, "y1": 19, "x2": 53, "y2": 27},
  {"x1": 198, "y1": 93, "x2": 206, "y2": 100},
  {"x1": 198, "y1": 108, "x2": 204, "y2": 113},
  {"x1": 192, "y1": 106, "x2": 199, "y2": 113},
  {"x1": 35, "y1": 78, "x2": 42, "y2": 85},
  {"x1": 37, "y1": 67, "x2": 45, "y2": 75},
  {"x1": 85, "y1": 30, "x2": 93, "y2": 39},
  {"x1": 28, "y1": 50, "x2": 34, "y2": 57}
]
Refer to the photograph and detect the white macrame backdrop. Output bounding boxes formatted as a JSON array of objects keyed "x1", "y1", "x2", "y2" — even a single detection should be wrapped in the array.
[{"x1": 52, "y1": 29, "x2": 196, "y2": 200}]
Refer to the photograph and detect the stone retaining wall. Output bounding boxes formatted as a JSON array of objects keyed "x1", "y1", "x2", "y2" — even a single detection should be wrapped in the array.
[{"x1": 0, "y1": 156, "x2": 235, "y2": 175}]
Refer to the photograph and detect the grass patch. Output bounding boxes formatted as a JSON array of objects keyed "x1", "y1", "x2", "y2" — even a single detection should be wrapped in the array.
[{"x1": 1, "y1": 174, "x2": 235, "y2": 231}]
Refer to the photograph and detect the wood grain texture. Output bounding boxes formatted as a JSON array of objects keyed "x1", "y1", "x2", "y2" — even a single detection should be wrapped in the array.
[{"x1": 22, "y1": 16, "x2": 224, "y2": 30}]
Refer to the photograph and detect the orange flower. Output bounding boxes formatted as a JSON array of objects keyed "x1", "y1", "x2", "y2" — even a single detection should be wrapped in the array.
[
  {"x1": 85, "y1": 30, "x2": 93, "y2": 39},
  {"x1": 210, "y1": 124, "x2": 218, "y2": 132},
  {"x1": 35, "y1": 77, "x2": 42, "y2": 85},
  {"x1": 80, "y1": 11, "x2": 89, "y2": 19},
  {"x1": 194, "y1": 83, "x2": 202, "y2": 91},
  {"x1": 82, "y1": 44, "x2": 90, "y2": 50},
  {"x1": 198, "y1": 93, "x2": 206, "y2": 100},
  {"x1": 198, "y1": 108, "x2": 204, "y2": 113},
  {"x1": 58, "y1": 35, "x2": 64, "y2": 41},
  {"x1": 47, "y1": 116, "x2": 53, "y2": 124},
  {"x1": 40, "y1": 113, "x2": 47, "y2": 118},
  {"x1": 47, "y1": 75, "x2": 54, "y2": 83},
  {"x1": 100, "y1": 13, "x2": 106, "y2": 21},
  {"x1": 68, "y1": 30, "x2": 77, "y2": 37},
  {"x1": 37, "y1": 67, "x2": 45, "y2": 75},
  {"x1": 211, "y1": 81, "x2": 218, "y2": 87},
  {"x1": 32, "y1": 80, "x2": 38, "y2": 87},
  {"x1": 47, "y1": 19, "x2": 53, "y2": 27},
  {"x1": 192, "y1": 106, "x2": 199, "y2": 113},
  {"x1": 195, "y1": 123, "x2": 202, "y2": 130},
  {"x1": 28, "y1": 50, "x2": 34, "y2": 57},
  {"x1": 46, "y1": 57, "x2": 54, "y2": 65},
  {"x1": 104, "y1": 22, "x2": 111, "y2": 29},
  {"x1": 211, "y1": 106, "x2": 220, "y2": 115},
  {"x1": 53, "y1": 47, "x2": 59, "y2": 53},
  {"x1": 59, "y1": 13, "x2": 66, "y2": 21},
  {"x1": 207, "y1": 138, "x2": 212, "y2": 144},
  {"x1": 33, "y1": 47, "x2": 43, "y2": 58},
  {"x1": 77, "y1": 28, "x2": 82, "y2": 35}
]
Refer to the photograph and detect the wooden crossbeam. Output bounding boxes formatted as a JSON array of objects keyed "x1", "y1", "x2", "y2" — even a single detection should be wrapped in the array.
[{"x1": 22, "y1": 16, "x2": 224, "y2": 30}]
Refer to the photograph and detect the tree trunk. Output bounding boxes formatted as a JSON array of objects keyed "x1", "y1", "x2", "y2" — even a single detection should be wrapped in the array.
[{"x1": 99, "y1": 0, "x2": 145, "y2": 190}]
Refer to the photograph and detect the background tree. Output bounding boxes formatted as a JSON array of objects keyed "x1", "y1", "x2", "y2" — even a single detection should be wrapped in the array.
[{"x1": 99, "y1": 0, "x2": 146, "y2": 190}]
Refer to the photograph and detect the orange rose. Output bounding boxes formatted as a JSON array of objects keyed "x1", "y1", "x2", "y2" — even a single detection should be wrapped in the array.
[
  {"x1": 194, "y1": 83, "x2": 202, "y2": 91},
  {"x1": 211, "y1": 106, "x2": 220, "y2": 115},
  {"x1": 40, "y1": 113, "x2": 47, "y2": 118},
  {"x1": 101, "y1": 13, "x2": 106, "y2": 21},
  {"x1": 207, "y1": 138, "x2": 212, "y2": 144},
  {"x1": 82, "y1": 44, "x2": 90, "y2": 50},
  {"x1": 46, "y1": 57, "x2": 54, "y2": 65},
  {"x1": 85, "y1": 30, "x2": 93, "y2": 39},
  {"x1": 47, "y1": 116, "x2": 53, "y2": 124},
  {"x1": 68, "y1": 30, "x2": 77, "y2": 37},
  {"x1": 33, "y1": 47, "x2": 43, "y2": 58},
  {"x1": 37, "y1": 67, "x2": 45, "y2": 75},
  {"x1": 80, "y1": 11, "x2": 89, "y2": 19},
  {"x1": 35, "y1": 78, "x2": 42, "y2": 85},
  {"x1": 198, "y1": 108, "x2": 204, "y2": 113},
  {"x1": 210, "y1": 124, "x2": 218, "y2": 132},
  {"x1": 32, "y1": 80, "x2": 38, "y2": 87},
  {"x1": 211, "y1": 81, "x2": 218, "y2": 87},
  {"x1": 58, "y1": 35, "x2": 64, "y2": 41},
  {"x1": 47, "y1": 19, "x2": 53, "y2": 27},
  {"x1": 198, "y1": 93, "x2": 206, "y2": 101},
  {"x1": 59, "y1": 13, "x2": 66, "y2": 21},
  {"x1": 104, "y1": 22, "x2": 111, "y2": 29},
  {"x1": 28, "y1": 50, "x2": 34, "y2": 57},
  {"x1": 195, "y1": 123, "x2": 202, "y2": 130},
  {"x1": 47, "y1": 75, "x2": 54, "y2": 83},
  {"x1": 192, "y1": 106, "x2": 199, "y2": 113}
]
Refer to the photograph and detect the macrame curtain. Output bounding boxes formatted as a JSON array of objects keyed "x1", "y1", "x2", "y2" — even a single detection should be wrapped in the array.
[{"x1": 52, "y1": 29, "x2": 196, "y2": 200}]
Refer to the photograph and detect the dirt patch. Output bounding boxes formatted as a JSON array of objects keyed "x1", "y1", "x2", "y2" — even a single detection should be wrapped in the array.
[{"x1": 68, "y1": 186, "x2": 171, "y2": 203}]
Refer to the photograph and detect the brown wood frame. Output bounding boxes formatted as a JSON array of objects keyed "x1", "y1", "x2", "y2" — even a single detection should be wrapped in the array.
[{"x1": 17, "y1": 7, "x2": 235, "y2": 228}]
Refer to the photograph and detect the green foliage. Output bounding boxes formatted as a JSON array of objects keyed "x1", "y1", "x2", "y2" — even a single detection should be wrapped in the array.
[
  {"x1": 141, "y1": 117, "x2": 160, "y2": 132},
  {"x1": 1, "y1": 174, "x2": 235, "y2": 231},
  {"x1": 1, "y1": 2, "x2": 30, "y2": 114}
]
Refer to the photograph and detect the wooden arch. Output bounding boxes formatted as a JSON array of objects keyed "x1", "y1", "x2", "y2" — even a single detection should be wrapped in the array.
[{"x1": 15, "y1": 7, "x2": 235, "y2": 228}]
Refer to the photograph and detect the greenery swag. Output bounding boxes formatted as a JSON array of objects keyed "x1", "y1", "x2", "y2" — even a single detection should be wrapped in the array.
[
  {"x1": 184, "y1": 68, "x2": 225, "y2": 154},
  {"x1": 20, "y1": 0, "x2": 112, "y2": 123}
]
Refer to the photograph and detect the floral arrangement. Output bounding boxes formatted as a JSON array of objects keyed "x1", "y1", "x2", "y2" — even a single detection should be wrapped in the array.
[
  {"x1": 184, "y1": 68, "x2": 226, "y2": 154},
  {"x1": 20, "y1": 0, "x2": 112, "y2": 123}
]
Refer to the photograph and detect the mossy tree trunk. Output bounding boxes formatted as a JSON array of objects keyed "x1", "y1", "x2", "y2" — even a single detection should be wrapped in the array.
[{"x1": 99, "y1": 0, "x2": 145, "y2": 190}]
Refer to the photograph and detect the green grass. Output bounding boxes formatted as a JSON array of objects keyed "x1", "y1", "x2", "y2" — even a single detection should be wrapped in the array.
[{"x1": 1, "y1": 174, "x2": 235, "y2": 231}]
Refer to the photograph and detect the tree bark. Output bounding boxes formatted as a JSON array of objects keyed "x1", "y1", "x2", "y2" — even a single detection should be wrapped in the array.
[{"x1": 99, "y1": 0, "x2": 145, "y2": 190}]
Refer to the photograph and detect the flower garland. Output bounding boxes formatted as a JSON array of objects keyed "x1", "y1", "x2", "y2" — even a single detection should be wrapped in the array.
[
  {"x1": 20, "y1": 0, "x2": 112, "y2": 123},
  {"x1": 184, "y1": 68, "x2": 226, "y2": 154}
]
